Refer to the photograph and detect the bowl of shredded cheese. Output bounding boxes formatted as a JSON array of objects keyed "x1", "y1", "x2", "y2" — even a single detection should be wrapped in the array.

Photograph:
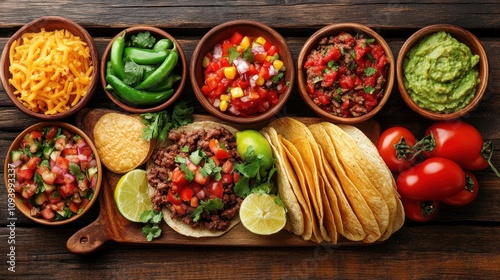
[{"x1": 0, "y1": 16, "x2": 99, "y2": 120}]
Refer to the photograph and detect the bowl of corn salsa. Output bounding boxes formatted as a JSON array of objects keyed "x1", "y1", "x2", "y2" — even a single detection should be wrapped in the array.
[
  {"x1": 0, "y1": 16, "x2": 99, "y2": 120},
  {"x1": 190, "y1": 20, "x2": 295, "y2": 124}
]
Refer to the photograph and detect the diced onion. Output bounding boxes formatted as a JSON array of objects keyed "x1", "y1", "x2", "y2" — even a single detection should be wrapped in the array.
[
  {"x1": 213, "y1": 99, "x2": 220, "y2": 107},
  {"x1": 213, "y1": 44, "x2": 222, "y2": 59},
  {"x1": 233, "y1": 58, "x2": 249, "y2": 74},
  {"x1": 228, "y1": 106, "x2": 241, "y2": 115}
]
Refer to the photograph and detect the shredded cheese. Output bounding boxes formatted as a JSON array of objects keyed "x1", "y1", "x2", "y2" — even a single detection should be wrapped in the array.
[{"x1": 8, "y1": 28, "x2": 93, "y2": 115}]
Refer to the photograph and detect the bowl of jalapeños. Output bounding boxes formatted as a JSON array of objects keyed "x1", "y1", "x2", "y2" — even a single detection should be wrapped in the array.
[
  {"x1": 4, "y1": 122, "x2": 102, "y2": 225},
  {"x1": 190, "y1": 20, "x2": 295, "y2": 124},
  {"x1": 100, "y1": 26, "x2": 187, "y2": 113}
]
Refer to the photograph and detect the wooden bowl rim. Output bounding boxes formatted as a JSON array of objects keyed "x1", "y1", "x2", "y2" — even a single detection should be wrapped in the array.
[
  {"x1": 0, "y1": 16, "x2": 99, "y2": 120},
  {"x1": 190, "y1": 19, "x2": 295, "y2": 124},
  {"x1": 3, "y1": 121, "x2": 102, "y2": 225},
  {"x1": 396, "y1": 24, "x2": 489, "y2": 121},
  {"x1": 100, "y1": 26, "x2": 187, "y2": 113},
  {"x1": 297, "y1": 22, "x2": 394, "y2": 124}
]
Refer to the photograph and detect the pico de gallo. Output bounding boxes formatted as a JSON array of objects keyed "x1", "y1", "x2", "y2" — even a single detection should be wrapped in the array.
[
  {"x1": 304, "y1": 32, "x2": 389, "y2": 117},
  {"x1": 9, "y1": 126, "x2": 99, "y2": 221},
  {"x1": 200, "y1": 32, "x2": 289, "y2": 116}
]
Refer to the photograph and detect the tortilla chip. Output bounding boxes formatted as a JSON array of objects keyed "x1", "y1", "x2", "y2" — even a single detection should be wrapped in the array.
[
  {"x1": 261, "y1": 127, "x2": 305, "y2": 236},
  {"x1": 94, "y1": 113, "x2": 152, "y2": 174}
]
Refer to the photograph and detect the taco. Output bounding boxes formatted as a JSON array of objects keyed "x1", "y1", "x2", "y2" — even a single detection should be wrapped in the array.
[{"x1": 146, "y1": 121, "x2": 243, "y2": 237}]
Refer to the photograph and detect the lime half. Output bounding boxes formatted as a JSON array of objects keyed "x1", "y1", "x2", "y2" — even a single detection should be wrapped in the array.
[
  {"x1": 239, "y1": 193, "x2": 286, "y2": 235},
  {"x1": 114, "y1": 169, "x2": 153, "y2": 222}
]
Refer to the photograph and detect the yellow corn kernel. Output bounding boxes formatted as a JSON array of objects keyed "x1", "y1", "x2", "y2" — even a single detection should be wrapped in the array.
[
  {"x1": 240, "y1": 36, "x2": 251, "y2": 49},
  {"x1": 224, "y1": 66, "x2": 237, "y2": 79},
  {"x1": 230, "y1": 87, "x2": 244, "y2": 98},
  {"x1": 265, "y1": 56, "x2": 272, "y2": 62},
  {"x1": 220, "y1": 94, "x2": 231, "y2": 101},
  {"x1": 219, "y1": 100, "x2": 229, "y2": 112},
  {"x1": 273, "y1": 59, "x2": 284, "y2": 70},
  {"x1": 255, "y1": 36, "x2": 266, "y2": 45},
  {"x1": 255, "y1": 76, "x2": 265, "y2": 86}
]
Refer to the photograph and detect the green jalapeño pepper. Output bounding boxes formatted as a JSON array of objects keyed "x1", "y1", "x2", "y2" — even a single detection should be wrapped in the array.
[
  {"x1": 135, "y1": 43, "x2": 179, "y2": 90},
  {"x1": 106, "y1": 74, "x2": 174, "y2": 106},
  {"x1": 110, "y1": 31, "x2": 127, "y2": 80},
  {"x1": 152, "y1": 38, "x2": 173, "y2": 51},
  {"x1": 123, "y1": 47, "x2": 169, "y2": 65}
]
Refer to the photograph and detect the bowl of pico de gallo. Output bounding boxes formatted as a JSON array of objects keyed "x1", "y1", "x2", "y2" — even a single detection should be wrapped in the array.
[
  {"x1": 4, "y1": 122, "x2": 102, "y2": 225},
  {"x1": 297, "y1": 23, "x2": 395, "y2": 124},
  {"x1": 190, "y1": 20, "x2": 295, "y2": 124}
]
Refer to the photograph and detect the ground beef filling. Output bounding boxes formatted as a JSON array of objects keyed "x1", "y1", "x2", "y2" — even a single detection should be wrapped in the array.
[{"x1": 147, "y1": 126, "x2": 242, "y2": 231}]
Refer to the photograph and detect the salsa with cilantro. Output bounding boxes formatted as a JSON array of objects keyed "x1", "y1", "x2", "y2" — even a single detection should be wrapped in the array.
[
  {"x1": 303, "y1": 32, "x2": 388, "y2": 117},
  {"x1": 9, "y1": 125, "x2": 98, "y2": 221},
  {"x1": 201, "y1": 32, "x2": 288, "y2": 116}
]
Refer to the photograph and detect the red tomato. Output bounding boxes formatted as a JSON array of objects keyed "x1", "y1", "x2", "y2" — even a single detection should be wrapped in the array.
[
  {"x1": 59, "y1": 183, "x2": 77, "y2": 198},
  {"x1": 441, "y1": 171, "x2": 479, "y2": 206},
  {"x1": 180, "y1": 188, "x2": 194, "y2": 202},
  {"x1": 396, "y1": 157, "x2": 466, "y2": 200},
  {"x1": 171, "y1": 168, "x2": 189, "y2": 187},
  {"x1": 206, "y1": 180, "x2": 224, "y2": 199},
  {"x1": 377, "y1": 127, "x2": 418, "y2": 173},
  {"x1": 401, "y1": 196, "x2": 440, "y2": 222},
  {"x1": 423, "y1": 121, "x2": 491, "y2": 171},
  {"x1": 41, "y1": 208, "x2": 55, "y2": 220},
  {"x1": 16, "y1": 169, "x2": 34, "y2": 183},
  {"x1": 45, "y1": 126, "x2": 58, "y2": 140},
  {"x1": 26, "y1": 156, "x2": 41, "y2": 170},
  {"x1": 55, "y1": 156, "x2": 70, "y2": 171},
  {"x1": 167, "y1": 189, "x2": 182, "y2": 205},
  {"x1": 209, "y1": 139, "x2": 230, "y2": 160},
  {"x1": 229, "y1": 32, "x2": 243, "y2": 45}
]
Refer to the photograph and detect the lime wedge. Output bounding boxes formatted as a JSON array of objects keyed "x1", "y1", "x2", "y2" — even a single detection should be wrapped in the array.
[
  {"x1": 114, "y1": 169, "x2": 152, "y2": 222},
  {"x1": 239, "y1": 193, "x2": 286, "y2": 235}
]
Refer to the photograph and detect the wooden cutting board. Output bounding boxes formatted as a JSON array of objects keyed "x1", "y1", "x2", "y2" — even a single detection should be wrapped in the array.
[{"x1": 66, "y1": 108, "x2": 381, "y2": 254}]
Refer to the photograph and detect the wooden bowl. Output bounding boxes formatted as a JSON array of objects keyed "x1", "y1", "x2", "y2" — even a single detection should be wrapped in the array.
[
  {"x1": 297, "y1": 23, "x2": 394, "y2": 124},
  {"x1": 4, "y1": 122, "x2": 102, "y2": 225},
  {"x1": 190, "y1": 20, "x2": 295, "y2": 124},
  {"x1": 100, "y1": 26, "x2": 187, "y2": 113},
  {"x1": 0, "y1": 16, "x2": 99, "y2": 120},
  {"x1": 396, "y1": 24, "x2": 488, "y2": 121}
]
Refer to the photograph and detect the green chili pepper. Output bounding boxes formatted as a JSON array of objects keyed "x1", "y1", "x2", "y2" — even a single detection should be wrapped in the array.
[
  {"x1": 123, "y1": 47, "x2": 169, "y2": 65},
  {"x1": 135, "y1": 45, "x2": 179, "y2": 90},
  {"x1": 106, "y1": 74, "x2": 174, "y2": 106},
  {"x1": 110, "y1": 31, "x2": 127, "y2": 80},
  {"x1": 152, "y1": 38, "x2": 173, "y2": 51},
  {"x1": 151, "y1": 74, "x2": 181, "y2": 92}
]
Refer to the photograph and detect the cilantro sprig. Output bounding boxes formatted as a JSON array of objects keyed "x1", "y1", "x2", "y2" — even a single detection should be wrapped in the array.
[
  {"x1": 140, "y1": 210, "x2": 163, "y2": 242},
  {"x1": 140, "y1": 101, "x2": 194, "y2": 142}
]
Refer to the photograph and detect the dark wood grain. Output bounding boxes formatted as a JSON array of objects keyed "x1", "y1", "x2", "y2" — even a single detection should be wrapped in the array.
[{"x1": 0, "y1": 1, "x2": 499, "y2": 279}]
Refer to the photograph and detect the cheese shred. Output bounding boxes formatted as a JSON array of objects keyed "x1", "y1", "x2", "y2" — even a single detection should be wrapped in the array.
[{"x1": 8, "y1": 28, "x2": 93, "y2": 115}]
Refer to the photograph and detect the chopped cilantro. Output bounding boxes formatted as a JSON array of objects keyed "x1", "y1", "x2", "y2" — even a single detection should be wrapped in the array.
[
  {"x1": 141, "y1": 101, "x2": 194, "y2": 142},
  {"x1": 365, "y1": 38, "x2": 375, "y2": 44},
  {"x1": 364, "y1": 85, "x2": 375, "y2": 94},
  {"x1": 242, "y1": 48, "x2": 254, "y2": 63},
  {"x1": 228, "y1": 47, "x2": 240, "y2": 64},
  {"x1": 364, "y1": 67, "x2": 377, "y2": 76},
  {"x1": 69, "y1": 162, "x2": 85, "y2": 181},
  {"x1": 179, "y1": 163, "x2": 194, "y2": 181},
  {"x1": 189, "y1": 149, "x2": 205, "y2": 165},
  {"x1": 130, "y1": 31, "x2": 156, "y2": 49},
  {"x1": 140, "y1": 210, "x2": 163, "y2": 242},
  {"x1": 123, "y1": 60, "x2": 155, "y2": 86},
  {"x1": 367, "y1": 53, "x2": 376, "y2": 63},
  {"x1": 191, "y1": 198, "x2": 224, "y2": 222},
  {"x1": 340, "y1": 46, "x2": 345, "y2": 55},
  {"x1": 180, "y1": 146, "x2": 189, "y2": 153}
]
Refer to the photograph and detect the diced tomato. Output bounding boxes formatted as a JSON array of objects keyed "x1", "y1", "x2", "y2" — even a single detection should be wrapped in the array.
[
  {"x1": 190, "y1": 196, "x2": 199, "y2": 208},
  {"x1": 55, "y1": 156, "x2": 70, "y2": 170},
  {"x1": 54, "y1": 137, "x2": 68, "y2": 151},
  {"x1": 209, "y1": 139, "x2": 230, "y2": 160},
  {"x1": 30, "y1": 131, "x2": 43, "y2": 140},
  {"x1": 48, "y1": 191, "x2": 62, "y2": 204},
  {"x1": 194, "y1": 170, "x2": 208, "y2": 185},
  {"x1": 45, "y1": 126, "x2": 58, "y2": 140},
  {"x1": 318, "y1": 94, "x2": 331, "y2": 106},
  {"x1": 222, "y1": 42, "x2": 234, "y2": 56},
  {"x1": 221, "y1": 173, "x2": 233, "y2": 184},
  {"x1": 221, "y1": 160, "x2": 233, "y2": 174},
  {"x1": 59, "y1": 183, "x2": 77, "y2": 198},
  {"x1": 259, "y1": 66, "x2": 270, "y2": 80},
  {"x1": 263, "y1": 40, "x2": 272, "y2": 51},
  {"x1": 16, "y1": 169, "x2": 34, "y2": 183},
  {"x1": 233, "y1": 172, "x2": 240, "y2": 183},
  {"x1": 167, "y1": 189, "x2": 182, "y2": 205},
  {"x1": 254, "y1": 53, "x2": 267, "y2": 63},
  {"x1": 26, "y1": 156, "x2": 41, "y2": 170},
  {"x1": 267, "y1": 45, "x2": 278, "y2": 56},
  {"x1": 61, "y1": 148, "x2": 77, "y2": 156},
  {"x1": 171, "y1": 168, "x2": 189, "y2": 187},
  {"x1": 322, "y1": 70, "x2": 338, "y2": 87},
  {"x1": 339, "y1": 75, "x2": 354, "y2": 89},
  {"x1": 172, "y1": 203, "x2": 187, "y2": 215},
  {"x1": 180, "y1": 188, "x2": 194, "y2": 201},
  {"x1": 201, "y1": 84, "x2": 212, "y2": 95},
  {"x1": 69, "y1": 202, "x2": 79, "y2": 213},
  {"x1": 80, "y1": 198, "x2": 90, "y2": 209},
  {"x1": 206, "y1": 180, "x2": 224, "y2": 199},
  {"x1": 41, "y1": 208, "x2": 55, "y2": 220},
  {"x1": 21, "y1": 182, "x2": 37, "y2": 199},
  {"x1": 229, "y1": 32, "x2": 244, "y2": 45},
  {"x1": 37, "y1": 166, "x2": 56, "y2": 185}
]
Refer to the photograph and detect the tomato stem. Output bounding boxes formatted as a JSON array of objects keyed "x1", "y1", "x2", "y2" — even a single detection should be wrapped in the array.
[
  {"x1": 395, "y1": 133, "x2": 435, "y2": 161},
  {"x1": 481, "y1": 141, "x2": 500, "y2": 177}
]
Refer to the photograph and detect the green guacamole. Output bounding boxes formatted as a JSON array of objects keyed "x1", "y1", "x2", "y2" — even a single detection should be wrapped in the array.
[{"x1": 403, "y1": 31, "x2": 480, "y2": 113}]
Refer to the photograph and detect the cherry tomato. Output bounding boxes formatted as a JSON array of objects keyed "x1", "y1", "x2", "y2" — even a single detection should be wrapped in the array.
[
  {"x1": 377, "y1": 126, "x2": 418, "y2": 173},
  {"x1": 396, "y1": 157, "x2": 466, "y2": 200},
  {"x1": 401, "y1": 196, "x2": 440, "y2": 222},
  {"x1": 441, "y1": 171, "x2": 479, "y2": 206},
  {"x1": 422, "y1": 121, "x2": 491, "y2": 171}
]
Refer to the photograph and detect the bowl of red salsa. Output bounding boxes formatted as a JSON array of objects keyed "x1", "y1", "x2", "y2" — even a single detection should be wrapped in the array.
[
  {"x1": 297, "y1": 23, "x2": 394, "y2": 124},
  {"x1": 4, "y1": 122, "x2": 102, "y2": 225},
  {"x1": 190, "y1": 20, "x2": 294, "y2": 124}
]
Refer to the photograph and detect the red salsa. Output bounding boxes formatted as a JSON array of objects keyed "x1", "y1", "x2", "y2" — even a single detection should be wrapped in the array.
[
  {"x1": 8, "y1": 126, "x2": 98, "y2": 221},
  {"x1": 201, "y1": 32, "x2": 288, "y2": 116},
  {"x1": 304, "y1": 32, "x2": 388, "y2": 117}
]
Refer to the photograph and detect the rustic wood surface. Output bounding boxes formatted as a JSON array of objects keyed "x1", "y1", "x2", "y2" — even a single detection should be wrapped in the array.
[{"x1": 1, "y1": 1, "x2": 499, "y2": 279}]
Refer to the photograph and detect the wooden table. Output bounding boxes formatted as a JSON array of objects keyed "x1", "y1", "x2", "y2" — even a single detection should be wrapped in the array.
[{"x1": 1, "y1": 1, "x2": 499, "y2": 279}]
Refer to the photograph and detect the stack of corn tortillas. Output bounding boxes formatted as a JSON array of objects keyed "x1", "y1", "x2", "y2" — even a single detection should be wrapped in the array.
[{"x1": 261, "y1": 117, "x2": 404, "y2": 244}]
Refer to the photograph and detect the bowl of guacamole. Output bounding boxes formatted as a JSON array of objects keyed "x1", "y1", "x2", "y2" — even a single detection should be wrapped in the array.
[{"x1": 396, "y1": 24, "x2": 489, "y2": 121}]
